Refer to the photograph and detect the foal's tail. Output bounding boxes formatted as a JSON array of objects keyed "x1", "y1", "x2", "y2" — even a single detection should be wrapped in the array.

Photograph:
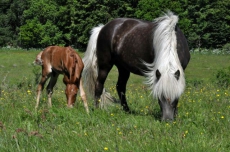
[
  {"x1": 34, "y1": 51, "x2": 44, "y2": 65},
  {"x1": 82, "y1": 25, "x2": 115, "y2": 108}
]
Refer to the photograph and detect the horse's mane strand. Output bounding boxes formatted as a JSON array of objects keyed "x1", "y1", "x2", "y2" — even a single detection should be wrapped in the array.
[
  {"x1": 68, "y1": 47, "x2": 78, "y2": 82},
  {"x1": 143, "y1": 11, "x2": 185, "y2": 102},
  {"x1": 71, "y1": 53, "x2": 76, "y2": 81}
]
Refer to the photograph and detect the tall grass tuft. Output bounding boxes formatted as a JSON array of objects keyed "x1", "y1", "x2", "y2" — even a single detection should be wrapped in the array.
[{"x1": 215, "y1": 66, "x2": 230, "y2": 88}]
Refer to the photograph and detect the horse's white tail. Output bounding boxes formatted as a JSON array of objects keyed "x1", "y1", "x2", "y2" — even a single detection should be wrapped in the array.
[{"x1": 82, "y1": 25, "x2": 115, "y2": 108}]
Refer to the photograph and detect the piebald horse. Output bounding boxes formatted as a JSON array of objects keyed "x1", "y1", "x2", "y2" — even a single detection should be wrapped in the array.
[
  {"x1": 83, "y1": 12, "x2": 190, "y2": 120},
  {"x1": 34, "y1": 46, "x2": 89, "y2": 113}
]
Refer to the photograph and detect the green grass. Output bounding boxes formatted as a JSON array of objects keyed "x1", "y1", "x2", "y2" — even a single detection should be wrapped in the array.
[
  {"x1": 186, "y1": 53, "x2": 230, "y2": 81},
  {"x1": 0, "y1": 49, "x2": 230, "y2": 151}
]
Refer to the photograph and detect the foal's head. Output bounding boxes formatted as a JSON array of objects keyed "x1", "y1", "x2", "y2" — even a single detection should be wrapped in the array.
[{"x1": 65, "y1": 84, "x2": 78, "y2": 108}]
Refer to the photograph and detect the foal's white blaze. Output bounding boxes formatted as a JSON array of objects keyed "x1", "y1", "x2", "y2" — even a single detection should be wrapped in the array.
[
  {"x1": 143, "y1": 12, "x2": 185, "y2": 103},
  {"x1": 47, "y1": 64, "x2": 52, "y2": 73}
]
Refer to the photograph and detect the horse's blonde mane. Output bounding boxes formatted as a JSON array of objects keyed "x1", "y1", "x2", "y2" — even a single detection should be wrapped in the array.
[{"x1": 143, "y1": 11, "x2": 185, "y2": 102}]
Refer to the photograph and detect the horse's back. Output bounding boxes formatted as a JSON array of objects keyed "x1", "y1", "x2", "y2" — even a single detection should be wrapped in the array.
[
  {"x1": 40, "y1": 46, "x2": 83, "y2": 75},
  {"x1": 41, "y1": 46, "x2": 65, "y2": 64},
  {"x1": 97, "y1": 18, "x2": 155, "y2": 75},
  {"x1": 99, "y1": 18, "x2": 154, "y2": 50},
  {"x1": 96, "y1": 17, "x2": 190, "y2": 74}
]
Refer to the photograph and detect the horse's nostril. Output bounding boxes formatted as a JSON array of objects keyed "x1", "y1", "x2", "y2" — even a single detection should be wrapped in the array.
[{"x1": 162, "y1": 117, "x2": 174, "y2": 122}]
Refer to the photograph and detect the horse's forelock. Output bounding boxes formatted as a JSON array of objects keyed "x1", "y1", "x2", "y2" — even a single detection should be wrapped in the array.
[
  {"x1": 153, "y1": 70, "x2": 185, "y2": 102},
  {"x1": 143, "y1": 11, "x2": 185, "y2": 102}
]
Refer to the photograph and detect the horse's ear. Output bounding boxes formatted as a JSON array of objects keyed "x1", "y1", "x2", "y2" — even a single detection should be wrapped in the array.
[
  {"x1": 156, "y1": 69, "x2": 161, "y2": 80},
  {"x1": 175, "y1": 25, "x2": 178, "y2": 32},
  {"x1": 174, "y1": 70, "x2": 180, "y2": 80}
]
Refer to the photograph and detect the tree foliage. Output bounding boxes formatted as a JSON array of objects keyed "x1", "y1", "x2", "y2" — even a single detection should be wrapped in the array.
[
  {"x1": 187, "y1": 0, "x2": 230, "y2": 49},
  {"x1": 0, "y1": 0, "x2": 28, "y2": 46},
  {"x1": 0, "y1": 0, "x2": 229, "y2": 50}
]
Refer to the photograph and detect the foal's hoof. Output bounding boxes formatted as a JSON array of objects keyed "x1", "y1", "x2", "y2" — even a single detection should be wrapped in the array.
[{"x1": 67, "y1": 105, "x2": 73, "y2": 108}]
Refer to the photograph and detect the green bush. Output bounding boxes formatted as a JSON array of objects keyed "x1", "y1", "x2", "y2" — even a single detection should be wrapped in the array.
[
  {"x1": 223, "y1": 43, "x2": 230, "y2": 52},
  {"x1": 215, "y1": 66, "x2": 230, "y2": 88}
]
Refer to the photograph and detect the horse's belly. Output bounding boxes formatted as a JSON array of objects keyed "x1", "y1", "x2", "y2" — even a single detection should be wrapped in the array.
[
  {"x1": 50, "y1": 62, "x2": 65, "y2": 74},
  {"x1": 115, "y1": 61, "x2": 147, "y2": 76}
]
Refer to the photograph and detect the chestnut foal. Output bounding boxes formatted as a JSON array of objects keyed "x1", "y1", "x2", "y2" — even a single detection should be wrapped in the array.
[{"x1": 34, "y1": 46, "x2": 89, "y2": 113}]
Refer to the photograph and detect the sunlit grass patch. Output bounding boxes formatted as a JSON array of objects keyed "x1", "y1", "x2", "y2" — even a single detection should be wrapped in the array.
[{"x1": 1, "y1": 50, "x2": 230, "y2": 151}]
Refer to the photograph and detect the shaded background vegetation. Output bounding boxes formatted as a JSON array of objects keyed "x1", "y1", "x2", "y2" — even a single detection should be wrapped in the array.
[{"x1": 0, "y1": 0, "x2": 230, "y2": 50}]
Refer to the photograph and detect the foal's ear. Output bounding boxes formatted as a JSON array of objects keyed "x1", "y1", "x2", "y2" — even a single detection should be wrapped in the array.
[
  {"x1": 174, "y1": 70, "x2": 180, "y2": 80},
  {"x1": 156, "y1": 69, "x2": 161, "y2": 80}
]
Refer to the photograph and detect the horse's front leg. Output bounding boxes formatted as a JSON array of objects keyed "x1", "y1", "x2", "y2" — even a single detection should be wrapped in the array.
[
  {"x1": 116, "y1": 67, "x2": 130, "y2": 112},
  {"x1": 79, "y1": 78, "x2": 89, "y2": 113},
  {"x1": 95, "y1": 81, "x2": 104, "y2": 108},
  {"x1": 46, "y1": 73, "x2": 59, "y2": 108}
]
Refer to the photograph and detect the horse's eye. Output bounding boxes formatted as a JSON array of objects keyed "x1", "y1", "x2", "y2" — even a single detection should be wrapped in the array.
[{"x1": 174, "y1": 70, "x2": 180, "y2": 80}]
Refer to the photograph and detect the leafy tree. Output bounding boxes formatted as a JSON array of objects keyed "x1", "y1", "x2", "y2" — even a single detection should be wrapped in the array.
[
  {"x1": 19, "y1": 0, "x2": 63, "y2": 48},
  {"x1": 135, "y1": 0, "x2": 191, "y2": 42},
  {"x1": 188, "y1": 0, "x2": 230, "y2": 49},
  {"x1": 136, "y1": 0, "x2": 230, "y2": 49},
  {"x1": 59, "y1": 0, "x2": 137, "y2": 49},
  {"x1": 0, "y1": 0, "x2": 28, "y2": 47},
  {"x1": 19, "y1": 0, "x2": 137, "y2": 49},
  {"x1": 2, "y1": 0, "x2": 229, "y2": 50}
]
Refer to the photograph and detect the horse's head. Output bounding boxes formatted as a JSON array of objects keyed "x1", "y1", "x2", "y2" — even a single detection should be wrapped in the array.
[
  {"x1": 155, "y1": 69, "x2": 184, "y2": 121},
  {"x1": 65, "y1": 84, "x2": 78, "y2": 107}
]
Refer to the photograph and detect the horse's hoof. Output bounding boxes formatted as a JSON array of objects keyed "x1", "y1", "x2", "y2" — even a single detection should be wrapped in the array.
[{"x1": 123, "y1": 106, "x2": 130, "y2": 112}]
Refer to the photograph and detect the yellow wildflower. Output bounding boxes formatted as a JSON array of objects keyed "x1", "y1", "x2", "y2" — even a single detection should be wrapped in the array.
[{"x1": 104, "y1": 147, "x2": 108, "y2": 151}]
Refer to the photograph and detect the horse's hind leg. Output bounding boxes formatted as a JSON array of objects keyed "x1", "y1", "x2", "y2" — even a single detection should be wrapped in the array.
[
  {"x1": 95, "y1": 64, "x2": 113, "y2": 108},
  {"x1": 46, "y1": 72, "x2": 59, "y2": 108},
  {"x1": 116, "y1": 66, "x2": 130, "y2": 112},
  {"x1": 35, "y1": 70, "x2": 51, "y2": 109},
  {"x1": 79, "y1": 78, "x2": 89, "y2": 113}
]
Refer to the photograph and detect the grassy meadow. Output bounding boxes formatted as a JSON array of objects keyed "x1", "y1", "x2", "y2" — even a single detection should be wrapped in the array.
[{"x1": 0, "y1": 48, "x2": 230, "y2": 151}]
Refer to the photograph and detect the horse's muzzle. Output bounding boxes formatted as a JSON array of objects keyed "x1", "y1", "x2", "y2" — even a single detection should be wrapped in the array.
[{"x1": 158, "y1": 98, "x2": 178, "y2": 121}]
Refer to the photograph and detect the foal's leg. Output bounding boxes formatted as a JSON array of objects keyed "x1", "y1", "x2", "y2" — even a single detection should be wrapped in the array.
[
  {"x1": 79, "y1": 78, "x2": 89, "y2": 113},
  {"x1": 35, "y1": 70, "x2": 51, "y2": 109},
  {"x1": 46, "y1": 72, "x2": 59, "y2": 108},
  {"x1": 116, "y1": 66, "x2": 130, "y2": 112}
]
